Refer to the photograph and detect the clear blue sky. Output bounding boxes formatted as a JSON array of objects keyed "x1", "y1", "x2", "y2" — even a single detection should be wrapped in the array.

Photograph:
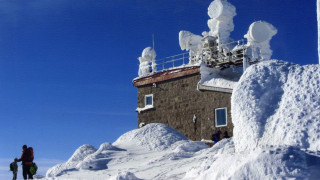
[{"x1": 0, "y1": 0, "x2": 318, "y2": 178}]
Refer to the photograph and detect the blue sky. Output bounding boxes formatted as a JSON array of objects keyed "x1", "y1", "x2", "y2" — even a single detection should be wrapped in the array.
[{"x1": 0, "y1": 0, "x2": 318, "y2": 178}]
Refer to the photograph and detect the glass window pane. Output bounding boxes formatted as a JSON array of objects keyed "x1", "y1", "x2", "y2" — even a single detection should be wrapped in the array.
[
  {"x1": 216, "y1": 108, "x2": 227, "y2": 126},
  {"x1": 146, "y1": 96, "x2": 153, "y2": 105}
]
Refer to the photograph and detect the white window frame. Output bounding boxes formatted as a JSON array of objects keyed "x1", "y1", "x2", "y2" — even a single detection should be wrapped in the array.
[
  {"x1": 145, "y1": 94, "x2": 153, "y2": 106},
  {"x1": 215, "y1": 107, "x2": 228, "y2": 127}
]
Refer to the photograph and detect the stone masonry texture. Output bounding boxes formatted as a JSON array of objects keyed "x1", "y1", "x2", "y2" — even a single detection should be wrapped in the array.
[{"x1": 136, "y1": 73, "x2": 233, "y2": 141}]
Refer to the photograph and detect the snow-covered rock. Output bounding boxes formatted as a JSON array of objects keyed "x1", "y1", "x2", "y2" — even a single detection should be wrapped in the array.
[{"x1": 232, "y1": 60, "x2": 320, "y2": 152}]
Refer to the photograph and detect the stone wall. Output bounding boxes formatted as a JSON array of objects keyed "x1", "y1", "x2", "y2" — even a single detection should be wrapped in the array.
[{"x1": 136, "y1": 73, "x2": 233, "y2": 141}]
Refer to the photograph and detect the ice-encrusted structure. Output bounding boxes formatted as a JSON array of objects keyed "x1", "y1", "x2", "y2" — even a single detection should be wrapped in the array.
[
  {"x1": 138, "y1": 47, "x2": 157, "y2": 77},
  {"x1": 245, "y1": 21, "x2": 277, "y2": 61},
  {"x1": 179, "y1": 31, "x2": 203, "y2": 65},
  {"x1": 207, "y1": 0, "x2": 236, "y2": 45},
  {"x1": 178, "y1": 0, "x2": 276, "y2": 71}
]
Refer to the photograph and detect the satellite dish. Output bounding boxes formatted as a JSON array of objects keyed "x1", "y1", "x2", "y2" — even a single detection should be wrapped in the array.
[
  {"x1": 247, "y1": 21, "x2": 276, "y2": 43},
  {"x1": 142, "y1": 47, "x2": 156, "y2": 62},
  {"x1": 208, "y1": 0, "x2": 236, "y2": 21},
  {"x1": 208, "y1": 1, "x2": 223, "y2": 19}
]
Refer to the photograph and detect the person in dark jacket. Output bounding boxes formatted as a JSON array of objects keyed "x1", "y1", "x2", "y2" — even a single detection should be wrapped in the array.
[
  {"x1": 10, "y1": 158, "x2": 18, "y2": 180},
  {"x1": 223, "y1": 131, "x2": 230, "y2": 139},
  {"x1": 212, "y1": 131, "x2": 221, "y2": 144},
  {"x1": 17, "y1": 145, "x2": 33, "y2": 179}
]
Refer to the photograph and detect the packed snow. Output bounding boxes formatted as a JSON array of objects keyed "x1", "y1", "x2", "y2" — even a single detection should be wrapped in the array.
[
  {"x1": 199, "y1": 62, "x2": 242, "y2": 89},
  {"x1": 46, "y1": 61, "x2": 320, "y2": 179},
  {"x1": 232, "y1": 60, "x2": 320, "y2": 152}
]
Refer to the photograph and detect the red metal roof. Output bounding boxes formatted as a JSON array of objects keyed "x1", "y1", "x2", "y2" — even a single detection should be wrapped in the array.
[{"x1": 133, "y1": 66, "x2": 200, "y2": 87}]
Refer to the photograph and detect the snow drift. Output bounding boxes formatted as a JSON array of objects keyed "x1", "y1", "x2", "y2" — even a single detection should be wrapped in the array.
[
  {"x1": 232, "y1": 60, "x2": 320, "y2": 152},
  {"x1": 113, "y1": 123, "x2": 189, "y2": 151},
  {"x1": 46, "y1": 144, "x2": 97, "y2": 177},
  {"x1": 47, "y1": 58, "x2": 320, "y2": 179}
]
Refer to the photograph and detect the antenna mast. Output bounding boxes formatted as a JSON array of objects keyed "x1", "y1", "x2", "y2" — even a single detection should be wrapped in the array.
[{"x1": 152, "y1": 34, "x2": 155, "y2": 50}]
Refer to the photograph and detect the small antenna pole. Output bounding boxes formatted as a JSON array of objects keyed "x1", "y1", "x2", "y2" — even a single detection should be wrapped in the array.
[{"x1": 152, "y1": 34, "x2": 155, "y2": 50}]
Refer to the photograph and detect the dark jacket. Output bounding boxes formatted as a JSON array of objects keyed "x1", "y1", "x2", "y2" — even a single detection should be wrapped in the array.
[{"x1": 17, "y1": 148, "x2": 32, "y2": 165}]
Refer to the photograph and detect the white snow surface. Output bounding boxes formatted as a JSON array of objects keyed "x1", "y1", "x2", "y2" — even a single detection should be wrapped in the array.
[
  {"x1": 232, "y1": 60, "x2": 320, "y2": 152},
  {"x1": 46, "y1": 60, "x2": 320, "y2": 180},
  {"x1": 200, "y1": 63, "x2": 242, "y2": 89}
]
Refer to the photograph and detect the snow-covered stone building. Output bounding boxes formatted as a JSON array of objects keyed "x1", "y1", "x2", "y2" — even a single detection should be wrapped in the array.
[{"x1": 133, "y1": 0, "x2": 277, "y2": 142}]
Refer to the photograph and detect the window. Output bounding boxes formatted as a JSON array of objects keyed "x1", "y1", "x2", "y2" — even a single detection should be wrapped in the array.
[
  {"x1": 145, "y1": 94, "x2": 153, "y2": 106},
  {"x1": 215, "y1": 108, "x2": 227, "y2": 127}
]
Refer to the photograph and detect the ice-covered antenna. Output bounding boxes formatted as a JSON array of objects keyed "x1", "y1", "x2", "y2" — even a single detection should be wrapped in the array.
[{"x1": 152, "y1": 34, "x2": 155, "y2": 50}]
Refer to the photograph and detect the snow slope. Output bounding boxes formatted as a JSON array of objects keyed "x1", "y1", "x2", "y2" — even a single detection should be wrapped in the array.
[
  {"x1": 45, "y1": 60, "x2": 320, "y2": 180},
  {"x1": 232, "y1": 60, "x2": 320, "y2": 152}
]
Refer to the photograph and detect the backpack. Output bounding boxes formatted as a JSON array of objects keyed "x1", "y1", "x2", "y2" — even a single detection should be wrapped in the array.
[
  {"x1": 30, "y1": 163, "x2": 38, "y2": 175},
  {"x1": 9, "y1": 162, "x2": 14, "y2": 171},
  {"x1": 27, "y1": 147, "x2": 34, "y2": 162}
]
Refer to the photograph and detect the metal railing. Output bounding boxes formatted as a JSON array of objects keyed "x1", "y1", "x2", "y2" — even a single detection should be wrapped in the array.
[
  {"x1": 154, "y1": 52, "x2": 190, "y2": 72},
  {"x1": 138, "y1": 39, "x2": 256, "y2": 74}
]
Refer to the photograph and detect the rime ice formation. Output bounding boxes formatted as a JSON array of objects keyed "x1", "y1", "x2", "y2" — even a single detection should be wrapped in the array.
[
  {"x1": 138, "y1": 0, "x2": 277, "y2": 83},
  {"x1": 138, "y1": 47, "x2": 157, "y2": 77},
  {"x1": 179, "y1": 30, "x2": 203, "y2": 65},
  {"x1": 207, "y1": 0, "x2": 236, "y2": 45},
  {"x1": 318, "y1": 0, "x2": 320, "y2": 64},
  {"x1": 245, "y1": 21, "x2": 277, "y2": 61},
  {"x1": 232, "y1": 60, "x2": 320, "y2": 152},
  {"x1": 176, "y1": 0, "x2": 277, "y2": 79}
]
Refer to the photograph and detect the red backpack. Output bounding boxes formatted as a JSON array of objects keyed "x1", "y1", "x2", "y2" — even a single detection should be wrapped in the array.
[{"x1": 27, "y1": 147, "x2": 34, "y2": 162}]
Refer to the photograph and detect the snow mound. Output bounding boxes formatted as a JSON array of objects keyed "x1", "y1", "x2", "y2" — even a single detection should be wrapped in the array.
[
  {"x1": 173, "y1": 141, "x2": 209, "y2": 153},
  {"x1": 232, "y1": 60, "x2": 320, "y2": 152},
  {"x1": 113, "y1": 123, "x2": 189, "y2": 151},
  {"x1": 109, "y1": 172, "x2": 142, "y2": 180},
  {"x1": 77, "y1": 142, "x2": 125, "y2": 170},
  {"x1": 46, "y1": 144, "x2": 97, "y2": 177}
]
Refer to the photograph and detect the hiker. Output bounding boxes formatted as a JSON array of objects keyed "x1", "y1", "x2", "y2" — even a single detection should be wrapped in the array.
[
  {"x1": 212, "y1": 130, "x2": 221, "y2": 144},
  {"x1": 223, "y1": 131, "x2": 230, "y2": 139},
  {"x1": 9, "y1": 158, "x2": 18, "y2": 180},
  {"x1": 17, "y1": 145, "x2": 33, "y2": 179}
]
